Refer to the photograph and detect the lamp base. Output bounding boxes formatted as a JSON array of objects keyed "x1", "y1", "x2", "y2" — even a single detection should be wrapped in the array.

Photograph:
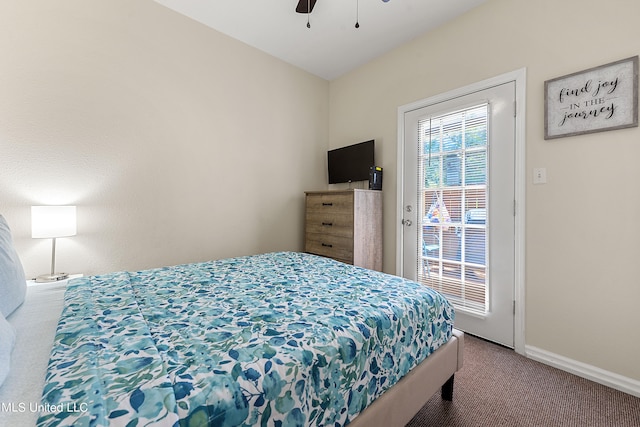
[{"x1": 35, "y1": 272, "x2": 69, "y2": 283}]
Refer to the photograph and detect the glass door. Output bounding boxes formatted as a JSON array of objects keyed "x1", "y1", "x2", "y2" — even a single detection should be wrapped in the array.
[{"x1": 401, "y1": 82, "x2": 516, "y2": 347}]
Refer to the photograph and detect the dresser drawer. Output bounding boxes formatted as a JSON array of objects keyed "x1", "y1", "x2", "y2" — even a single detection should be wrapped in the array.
[
  {"x1": 304, "y1": 189, "x2": 381, "y2": 270},
  {"x1": 305, "y1": 193, "x2": 354, "y2": 214},
  {"x1": 304, "y1": 233, "x2": 353, "y2": 263},
  {"x1": 305, "y1": 211, "x2": 353, "y2": 237}
]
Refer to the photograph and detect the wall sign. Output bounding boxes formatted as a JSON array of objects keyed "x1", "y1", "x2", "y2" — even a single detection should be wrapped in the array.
[{"x1": 544, "y1": 56, "x2": 638, "y2": 140}]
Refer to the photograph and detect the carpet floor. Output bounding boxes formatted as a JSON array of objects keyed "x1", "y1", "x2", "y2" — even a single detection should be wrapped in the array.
[{"x1": 406, "y1": 335, "x2": 640, "y2": 427}]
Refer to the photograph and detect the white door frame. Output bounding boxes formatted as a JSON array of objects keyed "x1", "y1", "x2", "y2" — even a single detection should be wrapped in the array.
[{"x1": 396, "y1": 68, "x2": 526, "y2": 355}]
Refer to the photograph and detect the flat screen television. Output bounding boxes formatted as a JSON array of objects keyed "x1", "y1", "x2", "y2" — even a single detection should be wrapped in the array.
[{"x1": 327, "y1": 140, "x2": 375, "y2": 184}]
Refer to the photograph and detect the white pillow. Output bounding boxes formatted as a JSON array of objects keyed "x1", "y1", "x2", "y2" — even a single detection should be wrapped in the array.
[
  {"x1": 0, "y1": 313, "x2": 16, "y2": 387},
  {"x1": 0, "y1": 215, "x2": 27, "y2": 318}
]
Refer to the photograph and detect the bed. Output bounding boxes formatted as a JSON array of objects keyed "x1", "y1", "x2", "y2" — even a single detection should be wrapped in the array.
[{"x1": 1, "y1": 250, "x2": 463, "y2": 427}]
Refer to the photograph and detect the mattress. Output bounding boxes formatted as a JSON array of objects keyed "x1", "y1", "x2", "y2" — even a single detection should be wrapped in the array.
[{"x1": 37, "y1": 252, "x2": 454, "y2": 426}]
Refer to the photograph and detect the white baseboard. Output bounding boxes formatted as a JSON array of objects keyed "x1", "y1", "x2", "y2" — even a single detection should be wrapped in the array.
[{"x1": 525, "y1": 345, "x2": 640, "y2": 398}]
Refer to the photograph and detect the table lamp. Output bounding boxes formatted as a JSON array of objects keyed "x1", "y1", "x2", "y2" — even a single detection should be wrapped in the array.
[{"x1": 31, "y1": 206, "x2": 77, "y2": 282}]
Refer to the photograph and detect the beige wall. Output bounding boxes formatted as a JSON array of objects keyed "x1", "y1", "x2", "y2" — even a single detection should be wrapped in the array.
[
  {"x1": 2, "y1": 0, "x2": 638, "y2": 388},
  {"x1": 329, "y1": 0, "x2": 640, "y2": 381},
  {"x1": 0, "y1": 0, "x2": 329, "y2": 275}
]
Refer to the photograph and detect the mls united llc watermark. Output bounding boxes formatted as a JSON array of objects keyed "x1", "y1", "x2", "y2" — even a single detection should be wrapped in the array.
[{"x1": 1, "y1": 401, "x2": 88, "y2": 414}]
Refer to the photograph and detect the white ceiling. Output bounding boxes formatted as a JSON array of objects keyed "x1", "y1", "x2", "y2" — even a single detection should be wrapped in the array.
[{"x1": 154, "y1": 0, "x2": 487, "y2": 81}]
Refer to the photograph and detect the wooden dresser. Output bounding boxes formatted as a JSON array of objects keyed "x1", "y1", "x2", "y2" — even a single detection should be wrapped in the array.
[{"x1": 304, "y1": 189, "x2": 382, "y2": 271}]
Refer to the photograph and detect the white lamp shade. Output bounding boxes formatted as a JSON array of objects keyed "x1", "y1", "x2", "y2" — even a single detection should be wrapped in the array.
[{"x1": 31, "y1": 206, "x2": 77, "y2": 239}]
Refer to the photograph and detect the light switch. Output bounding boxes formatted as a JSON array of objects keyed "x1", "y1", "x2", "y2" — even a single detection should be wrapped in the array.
[{"x1": 533, "y1": 168, "x2": 547, "y2": 184}]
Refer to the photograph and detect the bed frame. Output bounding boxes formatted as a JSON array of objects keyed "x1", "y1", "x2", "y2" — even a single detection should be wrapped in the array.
[{"x1": 350, "y1": 329, "x2": 464, "y2": 427}]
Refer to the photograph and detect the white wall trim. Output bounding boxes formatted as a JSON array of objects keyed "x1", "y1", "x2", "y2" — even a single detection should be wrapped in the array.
[
  {"x1": 526, "y1": 345, "x2": 640, "y2": 398},
  {"x1": 396, "y1": 68, "x2": 527, "y2": 355}
]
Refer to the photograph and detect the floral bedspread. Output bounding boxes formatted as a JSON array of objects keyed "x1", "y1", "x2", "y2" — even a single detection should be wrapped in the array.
[{"x1": 37, "y1": 252, "x2": 454, "y2": 427}]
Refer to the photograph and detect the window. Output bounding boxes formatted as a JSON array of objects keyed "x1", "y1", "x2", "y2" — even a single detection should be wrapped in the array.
[{"x1": 418, "y1": 104, "x2": 488, "y2": 314}]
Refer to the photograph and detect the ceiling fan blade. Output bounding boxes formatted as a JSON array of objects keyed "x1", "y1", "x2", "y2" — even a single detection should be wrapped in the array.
[{"x1": 296, "y1": 0, "x2": 317, "y2": 14}]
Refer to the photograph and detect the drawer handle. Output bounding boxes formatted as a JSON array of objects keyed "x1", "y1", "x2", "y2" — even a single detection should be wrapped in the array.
[
  {"x1": 321, "y1": 243, "x2": 333, "y2": 248},
  {"x1": 322, "y1": 222, "x2": 333, "y2": 226},
  {"x1": 322, "y1": 202, "x2": 333, "y2": 206}
]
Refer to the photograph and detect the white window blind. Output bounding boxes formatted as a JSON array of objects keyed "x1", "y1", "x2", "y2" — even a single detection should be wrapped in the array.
[{"x1": 417, "y1": 103, "x2": 489, "y2": 314}]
